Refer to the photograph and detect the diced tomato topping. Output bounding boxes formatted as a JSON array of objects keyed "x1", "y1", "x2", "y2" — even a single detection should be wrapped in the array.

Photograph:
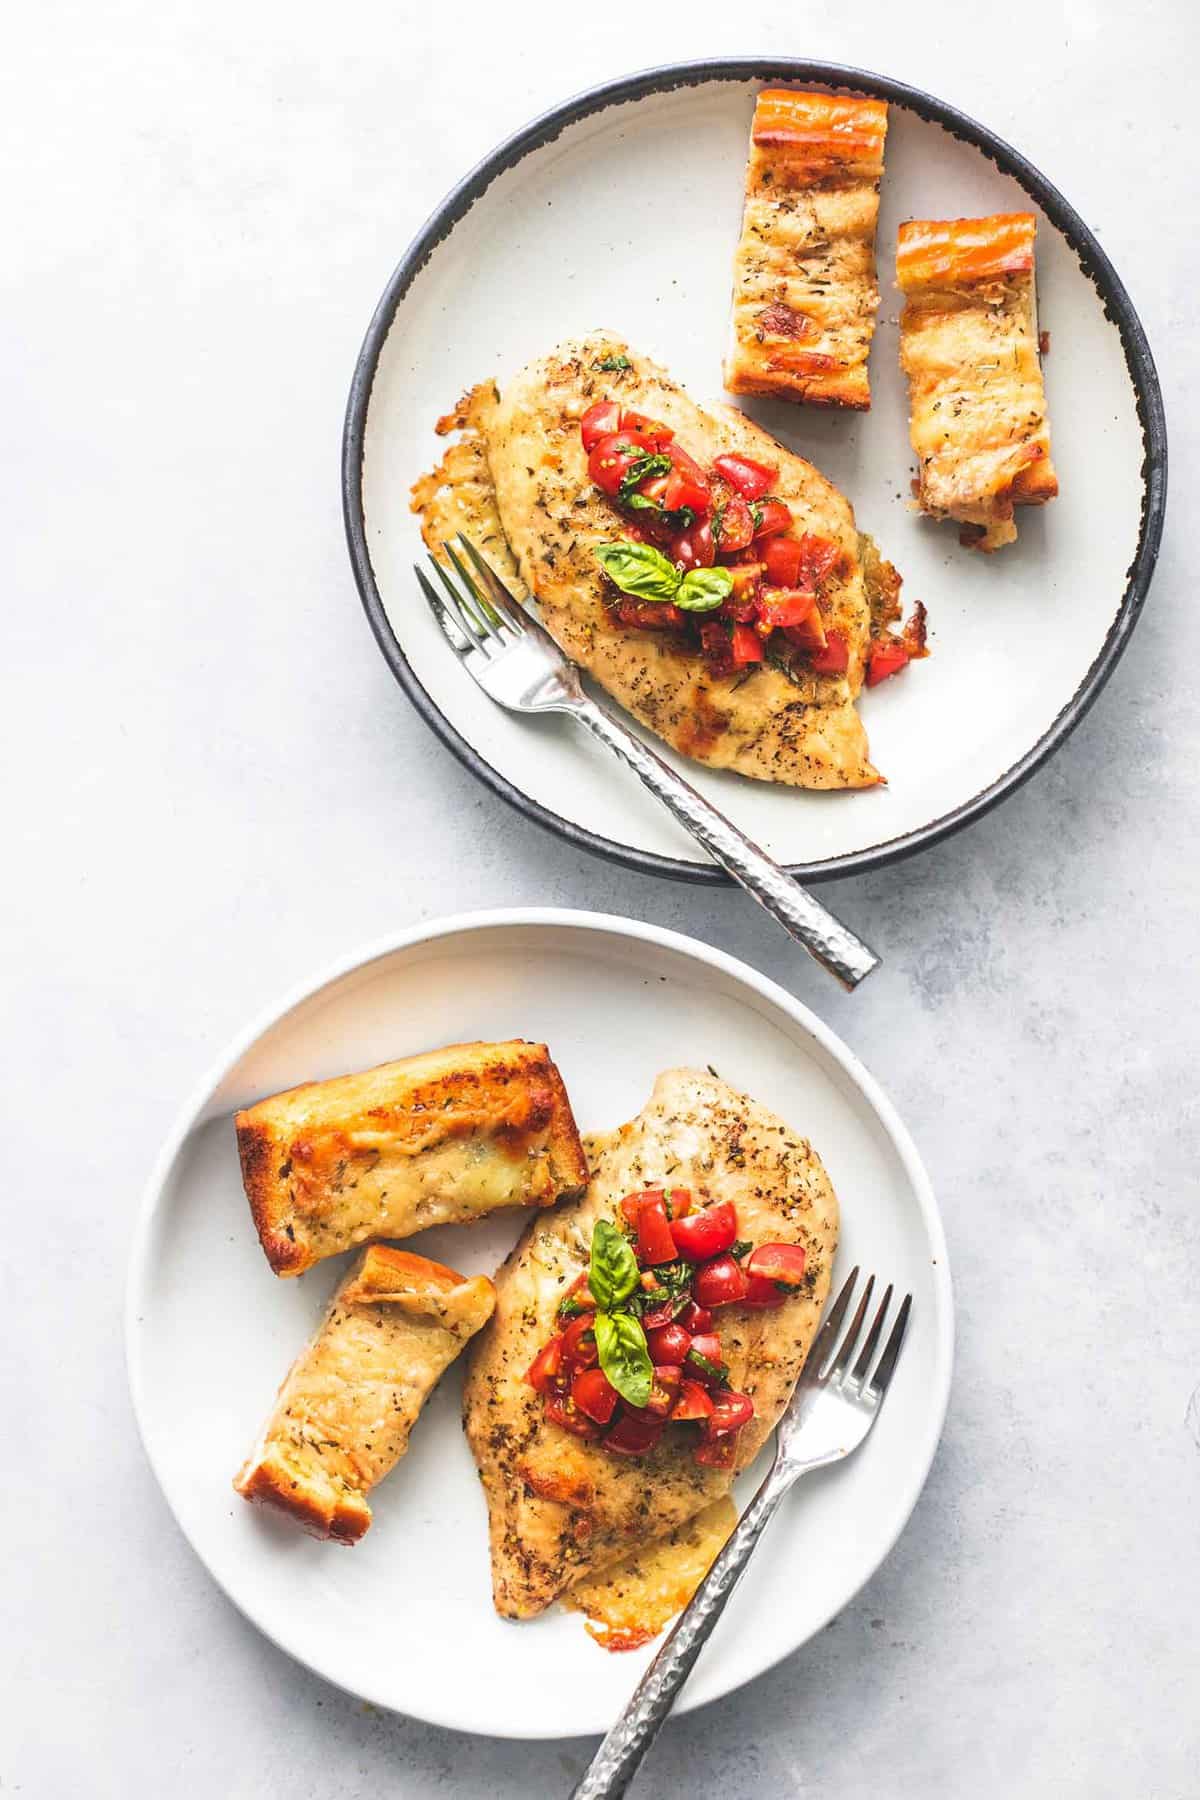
[
  {"x1": 743, "y1": 1274, "x2": 789, "y2": 1309},
  {"x1": 680, "y1": 1301, "x2": 714, "y2": 1334},
  {"x1": 579, "y1": 400, "x2": 622, "y2": 453},
  {"x1": 757, "y1": 588, "x2": 816, "y2": 632},
  {"x1": 641, "y1": 1297, "x2": 683, "y2": 1330},
  {"x1": 761, "y1": 536, "x2": 804, "y2": 587},
  {"x1": 809, "y1": 629, "x2": 849, "y2": 676},
  {"x1": 794, "y1": 533, "x2": 841, "y2": 587},
  {"x1": 645, "y1": 1321, "x2": 693, "y2": 1365},
  {"x1": 694, "y1": 1432, "x2": 738, "y2": 1468},
  {"x1": 663, "y1": 1187, "x2": 693, "y2": 1220},
  {"x1": 668, "y1": 519, "x2": 715, "y2": 570},
  {"x1": 661, "y1": 443, "x2": 711, "y2": 515},
  {"x1": 636, "y1": 1195, "x2": 679, "y2": 1266},
  {"x1": 706, "y1": 1390, "x2": 755, "y2": 1437},
  {"x1": 588, "y1": 429, "x2": 656, "y2": 498},
  {"x1": 670, "y1": 1200, "x2": 738, "y2": 1262},
  {"x1": 561, "y1": 1312, "x2": 599, "y2": 1368},
  {"x1": 699, "y1": 619, "x2": 734, "y2": 675},
  {"x1": 746, "y1": 1243, "x2": 808, "y2": 1287},
  {"x1": 525, "y1": 1334, "x2": 564, "y2": 1393},
  {"x1": 619, "y1": 1189, "x2": 661, "y2": 1227},
  {"x1": 752, "y1": 498, "x2": 792, "y2": 538},
  {"x1": 544, "y1": 1392, "x2": 602, "y2": 1438},
  {"x1": 693, "y1": 1253, "x2": 751, "y2": 1310},
  {"x1": 620, "y1": 409, "x2": 674, "y2": 448},
  {"x1": 633, "y1": 1365, "x2": 683, "y2": 1420},
  {"x1": 571, "y1": 1367, "x2": 619, "y2": 1425},
  {"x1": 714, "y1": 491, "x2": 755, "y2": 554},
  {"x1": 866, "y1": 641, "x2": 911, "y2": 686},
  {"x1": 612, "y1": 599, "x2": 686, "y2": 632},
  {"x1": 686, "y1": 1334, "x2": 726, "y2": 1383},
  {"x1": 559, "y1": 1272, "x2": 595, "y2": 1314},
  {"x1": 712, "y1": 452, "x2": 778, "y2": 501},
  {"x1": 671, "y1": 1378, "x2": 715, "y2": 1422},
  {"x1": 604, "y1": 1410, "x2": 664, "y2": 1457},
  {"x1": 731, "y1": 623, "x2": 764, "y2": 666},
  {"x1": 784, "y1": 607, "x2": 827, "y2": 652}
]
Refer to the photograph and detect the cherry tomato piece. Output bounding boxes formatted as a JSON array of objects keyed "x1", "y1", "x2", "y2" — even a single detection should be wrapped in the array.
[
  {"x1": 669, "y1": 1199, "x2": 738, "y2": 1262},
  {"x1": 612, "y1": 599, "x2": 686, "y2": 632},
  {"x1": 587, "y1": 430, "x2": 656, "y2": 498},
  {"x1": 743, "y1": 1274, "x2": 789, "y2": 1309},
  {"x1": 784, "y1": 608, "x2": 827, "y2": 652},
  {"x1": 558, "y1": 1272, "x2": 596, "y2": 1317},
  {"x1": 526, "y1": 1334, "x2": 564, "y2": 1393},
  {"x1": 604, "y1": 1410, "x2": 664, "y2": 1457},
  {"x1": 579, "y1": 400, "x2": 623, "y2": 453},
  {"x1": 619, "y1": 1188, "x2": 662, "y2": 1227},
  {"x1": 731, "y1": 623, "x2": 765, "y2": 666},
  {"x1": 685, "y1": 1335, "x2": 727, "y2": 1385},
  {"x1": 746, "y1": 1243, "x2": 808, "y2": 1287},
  {"x1": 751, "y1": 498, "x2": 792, "y2": 538},
  {"x1": 645, "y1": 1322, "x2": 693, "y2": 1365},
  {"x1": 809, "y1": 629, "x2": 849, "y2": 676},
  {"x1": 757, "y1": 588, "x2": 816, "y2": 632},
  {"x1": 680, "y1": 1301, "x2": 714, "y2": 1334},
  {"x1": 671, "y1": 1378, "x2": 715, "y2": 1422},
  {"x1": 635, "y1": 1365, "x2": 683, "y2": 1421},
  {"x1": 714, "y1": 491, "x2": 755, "y2": 554},
  {"x1": 693, "y1": 1433, "x2": 738, "y2": 1468},
  {"x1": 664, "y1": 1187, "x2": 693, "y2": 1220},
  {"x1": 661, "y1": 443, "x2": 711, "y2": 515},
  {"x1": 794, "y1": 533, "x2": 841, "y2": 587},
  {"x1": 712, "y1": 452, "x2": 778, "y2": 501},
  {"x1": 571, "y1": 1367, "x2": 619, "y2": 1425},
  {"x1": 561, "y1": 1312, "x2": 599, "y2": 1368},
  {"x1": 641, "y1": 1298, "x2": 681, "y2": 1330},
  {"x1": 668, "y1": 519, "x2": 715, "y2": 571},
  {"x1": 706, "y1": 1390, "x2": 755, "y2": 1437},
  {"x1": 698, "y1": 619, "x2": 735, "y2": 675},
  {"x1": 620, "y1": 409, "x2": 674, "y2": 448},
  {"x1": 866, "y1": 641, "x2": 911, "y2": 686},
  {"x1": 761, "y1": 535, "x2": 804, "y2": 587},
  {"x1": 637, "y1": 1195, "x2": 679, "y2": 1266},
  {"x1": 693, "y1": 1254, "x2": 751, "y2": 1310},
  {"x1": 544, "y1": 1392, "x2": 602, "y2": 1438}
]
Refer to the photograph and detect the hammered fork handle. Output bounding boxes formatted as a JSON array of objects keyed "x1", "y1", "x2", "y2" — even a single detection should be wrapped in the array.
[
  {"x1": 573, "y1": 697, "x2": 878, "y2": 990},
  {"x1": 569, "y1": 1459, "x2": 794, "y2": 1800}
]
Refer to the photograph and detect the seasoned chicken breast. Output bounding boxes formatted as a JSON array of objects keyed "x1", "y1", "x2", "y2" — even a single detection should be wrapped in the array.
[
  {"x1": 898, "y1": 212, "x2": 1058, "y2": 551},
  {"x1": 235, "y1": 1247, "x2": 495, "y2": 1543},
  {"x1": 726, "y1": 90, "x2": 888, "y2": 410},
  {"x1": 236, "y1": 1040, "x2": 587, "y2": 1276},
  {"x1": 462, "y1": 1068, "x2": 839, "y2": 1619}
]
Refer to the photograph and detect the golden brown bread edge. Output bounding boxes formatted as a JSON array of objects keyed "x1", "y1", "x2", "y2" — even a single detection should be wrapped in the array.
[{"x1": 236, "y1": 1039, "x2": 588, "y2": 1276}]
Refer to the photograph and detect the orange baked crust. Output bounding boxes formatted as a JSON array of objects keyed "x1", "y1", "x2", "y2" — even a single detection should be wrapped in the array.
[
  {"x1": 897, "y1": 212, "x2": 1058, "y2": 551},
  {"x1": 236, "y1": 1040, "x2": 588, "y2": 1276},
  {"x1": 725, "y1": 89, "x2": 888, "y2": 410}
]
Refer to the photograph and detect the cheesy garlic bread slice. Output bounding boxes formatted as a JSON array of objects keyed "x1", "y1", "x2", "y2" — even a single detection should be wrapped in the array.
[
  {"x1": 726, "y1": 89, "x2": 888, "y2": 410},
  {"x1": 236, "y1": 1040, "x2": 587, "y2": 1276},
  {"x1": 898, "y1": 212, "x2": 1058, "y2": 551},
  {"x1": 235, "y1": 1247, "x2": 495, "y2": 1543}
]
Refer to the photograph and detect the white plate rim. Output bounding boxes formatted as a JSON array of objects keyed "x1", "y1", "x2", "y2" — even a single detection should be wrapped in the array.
[
  {"x1": 125, "y1": 907, "x2": 954, "y2": 1734},
  {"x1": 342, "y1": 56, "x2": 1167, "y2": 887}
]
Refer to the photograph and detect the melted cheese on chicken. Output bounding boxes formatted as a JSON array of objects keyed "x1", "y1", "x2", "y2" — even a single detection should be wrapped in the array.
[
  {"x1": 563, "y1": 1496, "x2": 737, "y2": 1651},
  {"x1": 235, "y1": 1247, "x2": 495, "y2": 1543},
  {"x1": 725, "y1": 90, "x2": 888, "y2": 410},
  {"x1": 897, "y1": 212, "x2": 1058, "y2": 551},
  {"x1": 235, "y1": 1040, "x2": 587, "y2": 1276}
]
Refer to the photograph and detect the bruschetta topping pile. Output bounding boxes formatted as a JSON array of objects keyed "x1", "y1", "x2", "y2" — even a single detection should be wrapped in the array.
[
  {"x1": 525, "y1": 1187, "x2": 810, "y2": 1467},
  {"x1": 580, "y1": 400, "x2": 922, "y2": 688}
]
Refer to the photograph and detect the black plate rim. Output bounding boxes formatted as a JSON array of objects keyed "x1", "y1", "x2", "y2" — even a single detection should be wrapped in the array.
[{"x1": 342, "y1": 56, "x2": 1168, "y2": 887}]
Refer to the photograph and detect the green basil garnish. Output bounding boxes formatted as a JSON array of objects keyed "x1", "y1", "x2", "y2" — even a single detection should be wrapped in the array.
[
  {"x1": 594, "y1": 1310, "x2": 653, "y2": 1409},
  {"x1": 675, "y1": 567, "x2": 734, "y2": 613},
  {"x1": 594, "y1": 540, "x2": 681, "y2": 604},
  {"x1": 594, "y1": 354, "x2": 632, "y2": 371},
  {"x1": 685, "y1": 1347, "x2": 729, "y2": 1385},
  {"x1": 731, "y1": 1239, "x2": 754, "y2": 1260},
  {"x1": 589, "y1": 1218, "x2": 640, "y2": 1311},
  {"x1": 618, "y1": 452, "x2": 671, "y2": 499}
]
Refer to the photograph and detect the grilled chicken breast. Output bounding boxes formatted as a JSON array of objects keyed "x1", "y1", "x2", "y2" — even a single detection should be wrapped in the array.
[
  {"x1": 726, "y1": 90, "x2": 888, "y2": 410},
  {"x1": 235, "y1": 1247, "x2": 495, "y2": 1543},
  {"x1": 236, "y1": 1040, "x2": 587, "y2": 1276},
  {"x1": 898, "y1": 212, "x2": 1058, "y2": 551},
  {"x1": 463, "y1": 1067, "x2": 839, "y2": 1619}
]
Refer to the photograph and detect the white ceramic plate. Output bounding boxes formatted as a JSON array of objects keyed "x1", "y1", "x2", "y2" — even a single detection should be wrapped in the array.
[
  {"x1": 345, "y1": 59, "x2": 1165, "y2": 883},
  {"x1": 127, "y1": 910, "x2": 952, "y2": 1738}
]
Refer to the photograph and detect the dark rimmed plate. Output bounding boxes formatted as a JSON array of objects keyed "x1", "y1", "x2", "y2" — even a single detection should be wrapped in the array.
[{"x1": 343, "y1": 59, "x2": 1166, "y2": 884}]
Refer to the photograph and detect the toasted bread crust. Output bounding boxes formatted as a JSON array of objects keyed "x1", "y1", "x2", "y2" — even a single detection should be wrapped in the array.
[{"x1": 235, "y1": 1040, "x2": 587, "y2": 1276}]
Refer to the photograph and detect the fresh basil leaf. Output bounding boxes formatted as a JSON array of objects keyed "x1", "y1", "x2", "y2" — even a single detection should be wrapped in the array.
[
  {"x1": 594, "y1": 353, "x2": 632, "y2": 371},
  {"x1": 589, "y1": 1218, "x2": 640, "y2": 1311},
  {"x1": 731, "y1": 1239, "x2": 754, "y2": 1261},
  {"x1": 594, "y1": 540, "x2": 682, "y2": 603},
  {"x1": 618, "y1": 452, "x2": 671, "y2": 499},
  {"x1": 685, "y1": 1347, "x2": 729, "y2": 1385},
  {"x1": 675, "y1": 567, "x2": 734, "y2": 614},
  {"x1": 624, "y1": 492, "x2": 661, "y2": 513},
  {"x1": 710, "y1": 501, "x2": 727, "y2": 547},
  {"x1": 595, "y1": 1310, "x2": 653, "y2": 1409}
]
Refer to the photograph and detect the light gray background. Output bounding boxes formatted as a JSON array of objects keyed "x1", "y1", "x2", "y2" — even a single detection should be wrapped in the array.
[{"x1": 3, "y1": 3, "x2": 1196, "y2": 1795}]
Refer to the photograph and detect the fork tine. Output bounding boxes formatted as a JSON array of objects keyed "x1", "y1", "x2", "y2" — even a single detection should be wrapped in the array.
[
  {"x1": 428, "y1": 553, "x2": 489, "y2": 649},
  {"x1": 804, "y1": 1266, "x2": 858, "y2": 1378},
  {"x1": 442, "y1": 540, "x2": 504, "y2": 636},
  {"x1": 850, "y1": 1282, "x2": 893, "y2": 1387},
  {"x1": 828, "y1": 1273, "x2": 875, "y2": 1381},
  {"x1": 867, "y1": 1293, "x2": 912, "y2": 1399},
  {"x1": 414, "y1": 565, "x2": 473, "y2": 655},
  {"x1": 457, "y1": 536, "x2": 525, "y2": 634}
]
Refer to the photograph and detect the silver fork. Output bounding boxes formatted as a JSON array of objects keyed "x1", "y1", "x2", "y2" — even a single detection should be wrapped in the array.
[
  {"x1": 569, "y1": 1268, "x2": 912, "y2": 1800},
  {"x1": 415, "y1": 538, "x2": 878, "y2": 990}
]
